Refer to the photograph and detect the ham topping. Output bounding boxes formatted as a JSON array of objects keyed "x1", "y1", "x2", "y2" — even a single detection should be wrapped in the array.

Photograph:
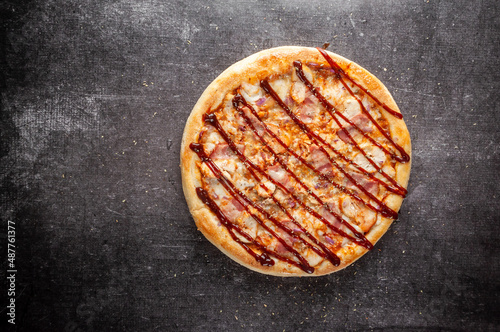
[
  {"x1": 308, "y1": 145, "x2": 334, "y2": 177},
  {"x1": 209, "y1": 143, "x2": 232, "y2": 160}
]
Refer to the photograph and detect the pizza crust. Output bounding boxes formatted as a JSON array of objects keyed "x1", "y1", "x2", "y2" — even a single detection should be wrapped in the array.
[{"x1": 181, "y1": 46, "x2": 411, "y2": 276}]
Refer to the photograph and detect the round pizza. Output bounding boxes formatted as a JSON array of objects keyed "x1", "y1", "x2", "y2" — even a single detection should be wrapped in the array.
[{"x1": 180, "y1": 46, "x2": 411, "y2": 276}]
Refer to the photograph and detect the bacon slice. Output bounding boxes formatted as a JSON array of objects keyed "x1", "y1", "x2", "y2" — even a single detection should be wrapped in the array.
[
  {"x1": 209, "y1": 143, "x2": 232, "y2": 159},
  {"x1": 267, "y1": 164, "x2": 293, "y2": 191},
  {"x1": 348, "y1": 172, "x2": 379, "y2": 196},
  {"x1": 295, "y1": 103, "x2": 316, "y2": 123},
  {"x1": 308, "y1": 145, "x2": 334, "y2": 176},
  {"x1": 351, "y1": 113, "x2": 373, "y2": 133}
]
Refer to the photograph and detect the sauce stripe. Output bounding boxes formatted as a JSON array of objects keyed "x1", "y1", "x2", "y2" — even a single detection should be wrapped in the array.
[
  {"x1": 316, "y1": 48, "x2": 410, "y2": 163},
  {"x1": 260, "y1": 79, "x2": 399, "y2": 219},
  {"x1": 200, "y1": 114, "x2": 372, "y2": 249},
  {"x1": 234, "y1": 94, "x2": 396, "y2": 217},
  {"x1": 293, "y1": 60, "x2": 407, "y2": 196}
]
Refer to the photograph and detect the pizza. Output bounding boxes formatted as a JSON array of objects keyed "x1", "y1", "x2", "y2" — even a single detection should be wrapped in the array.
[{"x1": 181, "y1": 46, "x2": 411, "y2": 276}]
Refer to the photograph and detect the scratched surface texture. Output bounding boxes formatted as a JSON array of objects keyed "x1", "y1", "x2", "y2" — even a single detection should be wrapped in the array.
[{"x1": 1, "y1": 0, "x2": 499, "y2": 331}]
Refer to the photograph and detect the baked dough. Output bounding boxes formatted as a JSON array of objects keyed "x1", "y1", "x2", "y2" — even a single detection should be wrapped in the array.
[{"x1": 181, "y1": 46, "x2": 411, "y2": 276}]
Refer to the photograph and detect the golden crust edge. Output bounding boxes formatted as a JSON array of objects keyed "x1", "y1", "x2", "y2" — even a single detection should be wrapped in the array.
[{"x1": 180, "y1": 46, "x2": 412, "y2": 277}]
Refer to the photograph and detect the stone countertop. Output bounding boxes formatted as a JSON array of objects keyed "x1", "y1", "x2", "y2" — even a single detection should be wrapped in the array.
[{"x1": 1, "y1": 0, "x2": 499, "y2": 331}]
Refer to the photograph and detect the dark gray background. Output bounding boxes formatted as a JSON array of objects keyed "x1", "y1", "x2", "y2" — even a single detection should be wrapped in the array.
[{"x1": 1, "y1": 0, "x2": 499, "y2": 331}]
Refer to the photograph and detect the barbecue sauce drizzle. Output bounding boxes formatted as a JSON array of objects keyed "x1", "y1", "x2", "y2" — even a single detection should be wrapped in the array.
[
  {"x1": 192, "y1": 142, "x2": 316, "y2": 273},
  {"x1": 192, "y1": 48, "x2": 410, "y2": 273},
  {"x1": 233, "y1": 95, "x2": 387, "y2": 216},
  {"x1": 293, "y1": 61, "x2": 407, "y2": 196},
  {"x1": 259, "y1": 80, "x2": 399, "y2": 220},
  {"x1": 201, "y1": 114, "x2": 371, "y2": 249},
  {"x1": 196, "y1": 187, "x2": 274, "y2": 267},
  {"x1": 316, "y1": 47, "x2": 402, "y2": 120},
  {"x1": 316, "y1": 47, "x2": 410, "y2": 163}
]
